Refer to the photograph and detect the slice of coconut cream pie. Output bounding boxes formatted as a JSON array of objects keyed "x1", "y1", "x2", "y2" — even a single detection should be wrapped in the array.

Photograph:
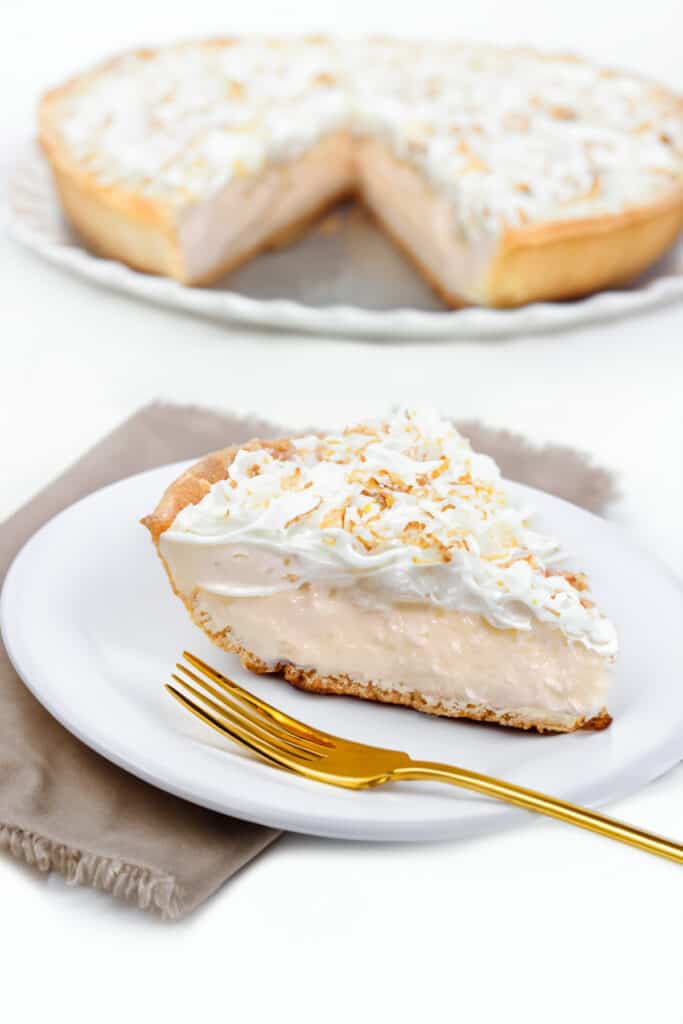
[{"x1": 143, "y1": 409, "x2": 617, "y2": 732}]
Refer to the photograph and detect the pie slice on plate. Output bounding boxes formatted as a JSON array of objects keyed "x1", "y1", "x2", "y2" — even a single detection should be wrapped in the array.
[{"x1": 142, "y1": 408, "x2": 617, "y2": 733}]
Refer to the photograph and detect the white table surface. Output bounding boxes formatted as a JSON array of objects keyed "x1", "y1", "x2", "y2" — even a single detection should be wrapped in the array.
[{"x1": 2, "y1": 2, "x2": 683, "y2": 1020}]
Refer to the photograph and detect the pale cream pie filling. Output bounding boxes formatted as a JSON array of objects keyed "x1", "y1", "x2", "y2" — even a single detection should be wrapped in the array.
[{"x1": 149, "y1": 408, "x2": 617, "y2": 732}]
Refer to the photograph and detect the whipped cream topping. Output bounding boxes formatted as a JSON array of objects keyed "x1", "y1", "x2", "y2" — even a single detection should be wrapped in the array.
[
  {"x1": 53, "y1": 38, "x2": 683, "y2": 240},
  {"x1": 163, "y1": 407, "x2": 618, "y2": 656}
]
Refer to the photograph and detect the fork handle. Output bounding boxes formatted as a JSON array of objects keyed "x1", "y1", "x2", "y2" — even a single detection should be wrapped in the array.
[{"x1": 393, "y1": 760, "x2": 683, "y2": 864}]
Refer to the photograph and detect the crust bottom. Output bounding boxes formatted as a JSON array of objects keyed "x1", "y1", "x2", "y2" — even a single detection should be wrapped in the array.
[
  {"x1": 186, "y1": 597, "x2": 612, "y2": 735},
  {"x1": 282, "y1": 667, "x2": 613, "y2": 734}
]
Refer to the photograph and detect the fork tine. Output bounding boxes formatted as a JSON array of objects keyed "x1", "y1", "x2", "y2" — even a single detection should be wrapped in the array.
[
  {"x1": 169, "y1": 674, "x2": 321, "y2": 763},
  {"x1": 183, "y1": 651, "x2": 335, "y2": 748},
  {"x1": 165, "y1": 685, "x2": 292, "y2": 769},
  {"x1": 175, "y1": 662, "x2": 325, "y2": 758}
]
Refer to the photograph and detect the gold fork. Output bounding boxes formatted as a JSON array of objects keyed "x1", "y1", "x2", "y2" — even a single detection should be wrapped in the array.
[{"x1": 167, "y1": 652, "x2": 683, "y2": 864}]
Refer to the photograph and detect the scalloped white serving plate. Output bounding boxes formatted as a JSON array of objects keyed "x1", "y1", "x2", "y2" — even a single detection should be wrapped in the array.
[
  {"x1": 6, "y1": 144, "x2": 683, "y2": 339},
  {"x1": 2, "y1": 461, "x2": 683, "y2": 841}
]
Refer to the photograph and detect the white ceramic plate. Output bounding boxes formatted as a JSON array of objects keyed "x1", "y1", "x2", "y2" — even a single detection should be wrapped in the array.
[
  {"x1": 3, "y1": 462, "x2": 683, "y2": 841},
  {"x1": 6, "y1": 144, "x2": 683, "y2": 340}
]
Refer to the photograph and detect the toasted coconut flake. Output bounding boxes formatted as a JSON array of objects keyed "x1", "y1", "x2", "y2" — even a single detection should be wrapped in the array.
[
  {"x1": 281, "y1": 467, "x2": 302, "y2": 489},
  {"x1": 284, "y1": 497, "x2": 322, "y2": 529},
  {"x1": 550, "y1": 104, "x2": 577, "y2": 120},
  {"x1": 562, "y1": 571, "x2": 589, "y2": 592},
  {"x1": 320, "y1": 507, "x2": 345, "y2": 530}
]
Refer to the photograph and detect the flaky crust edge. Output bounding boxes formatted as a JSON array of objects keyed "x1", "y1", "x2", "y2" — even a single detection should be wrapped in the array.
[
  {"x1": 38, "y1": 51, "x2": 184, "y2": 278},
  {"x1": 38, "y1": 41, "x2": 683, "y2": 305},
  {"x1": 141, "y1": 437, "x2": 293, "y2": 542},
  {"x1": 142, "y1": 441, "x2": 612, "y2": 734}
]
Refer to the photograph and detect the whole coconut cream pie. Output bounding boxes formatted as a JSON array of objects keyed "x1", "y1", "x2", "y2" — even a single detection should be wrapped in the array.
[
  {"x1": 143, "y1": 409, "x2": 617, "y2": 732},
  {"x1": 40, "y1": 37, "x2": 683, "y2": 307}
]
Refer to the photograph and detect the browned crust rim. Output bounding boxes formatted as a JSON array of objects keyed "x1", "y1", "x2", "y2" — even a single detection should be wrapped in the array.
[
  {"x1": 39, "y1": 39, "x2": 683, "y2": 305},
  {"x1": 141, "y1": 438, "x2": 292, "y2": 542},
  {"x1": 39, "y1": 69, "x2": 174, "y2": 234}
]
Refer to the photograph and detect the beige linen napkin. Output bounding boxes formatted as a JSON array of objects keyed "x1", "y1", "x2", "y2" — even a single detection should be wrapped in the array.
[{"x1": 0, "y1": 402, "x2": 617, "y2": 918}]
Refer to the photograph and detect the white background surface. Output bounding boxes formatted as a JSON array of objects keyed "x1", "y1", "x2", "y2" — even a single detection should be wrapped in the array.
[{"x1": 2, "y1": 1, "x2": 683, "y2": 1021}]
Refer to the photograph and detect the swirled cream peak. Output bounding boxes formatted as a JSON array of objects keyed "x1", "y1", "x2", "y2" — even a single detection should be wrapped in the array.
[{"x1": 164, "y1": 408, "x2": 617, "y2": 657}]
